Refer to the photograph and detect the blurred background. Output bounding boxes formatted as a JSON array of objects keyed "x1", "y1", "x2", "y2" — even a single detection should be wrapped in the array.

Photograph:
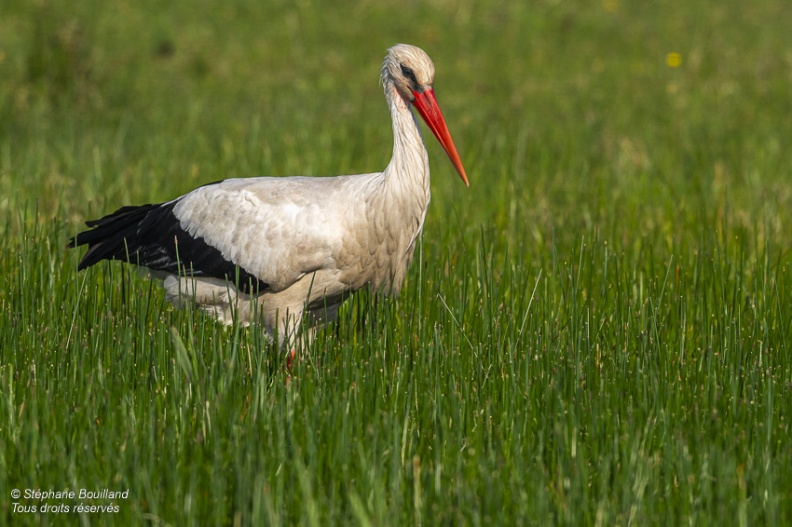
[{"x1": 1, "y1": 0, "x2": 790, "y2": 256}]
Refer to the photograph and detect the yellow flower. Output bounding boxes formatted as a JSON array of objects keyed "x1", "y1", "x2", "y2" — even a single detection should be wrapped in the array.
[{"x1": 666, "y1": 52, "x2": 682, "y2": 68}]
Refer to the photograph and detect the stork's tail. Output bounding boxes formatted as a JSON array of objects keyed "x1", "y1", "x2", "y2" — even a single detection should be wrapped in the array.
[{"x1": 68, "y1": 202, "x2": 176, "y2": 271}]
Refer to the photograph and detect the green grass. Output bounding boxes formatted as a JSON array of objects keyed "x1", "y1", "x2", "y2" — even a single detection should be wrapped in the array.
[{"x1": 2, "y1": 0, "x2": 792, "y2": 524}]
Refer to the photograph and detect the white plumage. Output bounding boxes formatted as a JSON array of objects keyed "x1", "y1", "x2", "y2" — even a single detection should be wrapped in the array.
[{"x1": 69, "y1": 44, "x2": 468, "y2": 348}]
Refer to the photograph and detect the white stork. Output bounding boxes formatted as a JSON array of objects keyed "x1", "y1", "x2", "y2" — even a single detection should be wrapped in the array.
[{"x1": 69, "y1": 43, "x2": 468, "y2": 348}]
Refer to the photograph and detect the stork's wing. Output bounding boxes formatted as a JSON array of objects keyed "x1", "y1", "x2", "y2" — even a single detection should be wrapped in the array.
[
  {"x1": 70, "y1": 175, "x2": 374, "y2": 293},
  {"x1": 172, "y1": 177, "x2": 364, "y2": 291}
]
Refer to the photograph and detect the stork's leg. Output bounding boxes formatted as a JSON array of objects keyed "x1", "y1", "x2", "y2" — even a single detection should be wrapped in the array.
[
  {"x1": 281, "y1": 302, "x2": 343, "y2": 383},
  {"x1": 265, "y1": 305, "x2": 306, "y2": 387},
  {"x1": 285, "y1": 348, "x2": 297, "y2": 381}
]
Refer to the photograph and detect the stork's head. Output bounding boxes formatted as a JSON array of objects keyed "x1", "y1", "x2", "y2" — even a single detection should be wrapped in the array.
[
  {"x1": 381, "y1": 44, "x2": 436, "y2": 100},
  {"x1": 381, "y1": 44, "x2": 469, "y2": 187}
]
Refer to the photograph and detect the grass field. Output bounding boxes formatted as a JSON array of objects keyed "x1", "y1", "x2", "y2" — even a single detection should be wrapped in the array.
[{"x1": 2, "y1": 0, "x2": 792, "y2": 524}]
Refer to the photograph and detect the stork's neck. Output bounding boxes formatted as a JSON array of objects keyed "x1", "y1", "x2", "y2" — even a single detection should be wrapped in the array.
[
  {"x1": 359, "y1": 83, "x2": 431, "y2": 293},
  {"x1": 382, "y1": 86, "x2": 431, "y2": 202}
]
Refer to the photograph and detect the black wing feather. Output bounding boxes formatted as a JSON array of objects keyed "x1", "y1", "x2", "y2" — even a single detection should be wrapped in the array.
[{"x1": 68, "y1": 200, "x2": 265, "y2": 293}]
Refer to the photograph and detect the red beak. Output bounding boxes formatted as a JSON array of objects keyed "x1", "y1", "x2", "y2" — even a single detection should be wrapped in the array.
[{"x1": 411, "y1": 88, "x2": 469, "y2": 187}]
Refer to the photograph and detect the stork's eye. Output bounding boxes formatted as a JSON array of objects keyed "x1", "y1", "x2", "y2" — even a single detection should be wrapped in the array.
[{"x1": 400, "y1": 64, "x2": 417, "y2": 84}]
